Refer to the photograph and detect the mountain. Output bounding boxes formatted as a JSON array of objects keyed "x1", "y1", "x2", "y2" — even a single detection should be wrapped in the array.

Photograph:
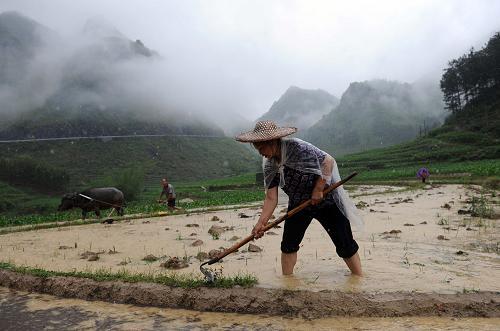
[
  {"x1": 256, "y1": 86, "x2": 339, "y2": 130},
  {"x1": 0, "y1": 12, "x2": 223, "y2": 139},
  {"x1": 302, "y1": 79, "x2": 446, "y2": 156},
  {"x1": 0, "y1": 11, "x2": 58, "y2": 87}
]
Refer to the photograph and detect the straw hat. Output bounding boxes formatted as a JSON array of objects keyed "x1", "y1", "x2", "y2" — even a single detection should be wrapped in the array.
[{"x1": 235, "y1": 120, "x2": 297, "y2": 142}]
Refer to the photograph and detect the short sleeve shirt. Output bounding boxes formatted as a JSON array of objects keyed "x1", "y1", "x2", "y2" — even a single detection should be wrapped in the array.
[
  {"x1": 265, "y1": 139, "x2": 335, "y2": 209},
  {"x1": 162, "y1": 183, "x2": 176, "y2": 198}
]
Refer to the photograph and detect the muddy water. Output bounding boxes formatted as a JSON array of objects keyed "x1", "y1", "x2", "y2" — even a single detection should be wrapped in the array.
[
  {"x1": 0, "y1": 185, "x2": 498, "y2": 294},
  {"x1": 1, "y1": 287, "x2": 499, "y2": 330}
]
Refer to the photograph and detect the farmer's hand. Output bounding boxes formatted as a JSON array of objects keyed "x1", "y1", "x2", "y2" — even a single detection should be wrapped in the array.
[
  {"x1": 252, "y1": 221, "x2": 267, "y2": 239},
  {"x1": 311, "y1": 188, "x2": 323, "y2": 205}
]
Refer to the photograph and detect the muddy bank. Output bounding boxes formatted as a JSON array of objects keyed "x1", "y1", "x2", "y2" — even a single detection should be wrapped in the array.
[
  {"x1": 1, "y1": 269, "x2": 498, "y2": 318},
  {"x1": 2, "y1": 288, "x2": 500, "y2": 331}
]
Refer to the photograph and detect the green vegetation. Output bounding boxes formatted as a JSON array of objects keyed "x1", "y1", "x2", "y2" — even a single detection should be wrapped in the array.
[
  {"x1": 0, "y1": 173, "x2": 264, "y2": 228},
  {"x1": 1, "y1": 128, "x2": 498, "y2": 228},
  {"x1": 0, "y1": 181, "x2": 62, "y2": 214},
  {"x1": 1, "y1": 127, "x2": 498, "y2": 228},
  {"x1": 338, "y1": 130, "x2": 499, "y2": 183},
  {"x1": 91, "y1": 166, "x2": 146, "y2": 201},
  {"x1": 0, "y1": 156, "x2": 69, "y2": 192},
  {"x1": 440, "y1": 32, "x2": 499, "y2": 116},
  {"x1": 440, "y1": 31, "x2": 499, "y2": 138},
  {"x1": 0, "y1": 135, "x2": 260, "y2": 216},
  {"x1": 0, "y1": 135, "x2": 259, "y2": 190},
  {"x1": 303, "y1": 79, "x2": 445, "y2": 156},
  {"x1": 0, "y1": 262, "x2": 258, "y2": 288},
  {"x1": 468, "y1": 195, "x2": 494, "y2": 219}
]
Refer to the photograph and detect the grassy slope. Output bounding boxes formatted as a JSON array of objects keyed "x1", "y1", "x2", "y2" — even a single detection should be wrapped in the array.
[
  {"x1": 337, "y1": 126, "x2": 499, "y2": 183},
  {"x1": 336, "y1": 99, "x2": 500, "y2": 183},
  {"x1": 0, "y1": 136, "x2": 261, "y2": 217},
  {"x1": 0, "y1": 136, "x2": 260, "y2": 188}
]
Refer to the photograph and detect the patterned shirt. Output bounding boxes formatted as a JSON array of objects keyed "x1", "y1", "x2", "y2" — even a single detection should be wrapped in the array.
[{"x1": 265, "y1": 139, "x2": 335, "y2": 209}]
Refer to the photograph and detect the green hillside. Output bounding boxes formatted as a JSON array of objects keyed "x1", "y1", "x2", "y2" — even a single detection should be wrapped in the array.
[
  {"x1": 0, "y1": 136, "x2": 260, "y2": 188},
  {"x1": 337, "y1": 126, "x2": 499, "y2": 184},
  {"x1": 0, "y1": 135, "x2": 261, "y2": 218},
  {"x1": 303, "y1": 79, "x2": 445, "y2": 156}
]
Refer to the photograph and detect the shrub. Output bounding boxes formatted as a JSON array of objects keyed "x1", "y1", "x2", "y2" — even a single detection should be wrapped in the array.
[
  {"x1": 0, "y1": 156, "x2": 69, "y2": 191},
  {"x1": 92, "y1": 166, "x2": 145, "y2": 201},
  {"x1": 0, "y1": 199, "x2": 16, "y2": 212}
]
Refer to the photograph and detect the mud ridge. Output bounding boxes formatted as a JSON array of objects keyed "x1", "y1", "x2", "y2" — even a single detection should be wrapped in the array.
[{"x1": 0, "y1": 270, "x2": 499, "y2": 318}]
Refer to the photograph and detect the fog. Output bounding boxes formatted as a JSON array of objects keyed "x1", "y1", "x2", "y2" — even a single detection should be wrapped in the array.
[{"x1": 1, "y1": 0, "x2": 499, "y2": 126}]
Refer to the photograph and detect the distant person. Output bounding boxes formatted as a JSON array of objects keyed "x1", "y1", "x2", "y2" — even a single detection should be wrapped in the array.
[
  {"x1": 236, "y1": 120, "x2": 363, "y2": 276},
  {"x1": 417, "y1": 167, "x2": 430, "y2": 183},
  {"x1": 158, "y1": 178, "x2": 178, "y2": 211}
]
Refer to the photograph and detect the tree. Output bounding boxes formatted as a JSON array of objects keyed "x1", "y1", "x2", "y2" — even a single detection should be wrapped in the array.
[{"x1": 440, "y1": 32, "x2": 500, "y2": 113}]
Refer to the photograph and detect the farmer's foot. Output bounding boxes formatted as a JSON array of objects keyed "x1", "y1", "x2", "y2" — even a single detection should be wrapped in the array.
[
  {"x1": 281, "y1": 252, "x2": 297, "y2": 275},
  {"x1": 344, "y1": 252, "x2": 362, "y2": 276}
]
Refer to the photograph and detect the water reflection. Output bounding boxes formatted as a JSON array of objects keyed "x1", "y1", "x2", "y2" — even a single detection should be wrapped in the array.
[
  {"x1": 279, "y1": 274, "x2": 304, "y2": 289},
  {"x1": 341, "y1": 274, "x2": 363, "y2": 292}
]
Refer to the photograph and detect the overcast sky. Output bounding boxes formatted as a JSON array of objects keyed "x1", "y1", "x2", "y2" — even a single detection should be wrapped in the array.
[{"x1": 2, "y1": 0, "x2": 499, "y2": 120}]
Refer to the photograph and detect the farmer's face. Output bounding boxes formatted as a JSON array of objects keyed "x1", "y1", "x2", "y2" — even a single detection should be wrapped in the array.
[{"x1": 253, "y1": 141, "x2": 275, "y2": 158}]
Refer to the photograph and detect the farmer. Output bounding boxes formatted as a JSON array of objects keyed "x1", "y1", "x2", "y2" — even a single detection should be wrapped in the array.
[
  {"x1": 236, "y1": 120, "x2": 363, "y2": 276},
  {"x1": 158, "y1": 177, "x2": 178, "y2": 211},
  {"x1": 417, "y1": 167, "x2": 430, "y2": 183}
]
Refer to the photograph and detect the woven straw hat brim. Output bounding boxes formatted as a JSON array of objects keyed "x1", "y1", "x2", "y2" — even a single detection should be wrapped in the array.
[{"x1": 235, "y1": 127, "x2": 297, "y2": 142}]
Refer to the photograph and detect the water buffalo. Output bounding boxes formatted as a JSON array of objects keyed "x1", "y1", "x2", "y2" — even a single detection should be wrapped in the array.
[{"x1": 58, "y1": 187, "x2": 125, "y2": 219}]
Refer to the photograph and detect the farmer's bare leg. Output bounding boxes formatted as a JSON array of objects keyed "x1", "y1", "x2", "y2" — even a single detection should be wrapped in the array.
[
  {"x1": 281, "y1": 252, "x2": 297, "y2": 275},
  {"x1": 343, "y1": 252, "x2": 362, "y2": 276}
]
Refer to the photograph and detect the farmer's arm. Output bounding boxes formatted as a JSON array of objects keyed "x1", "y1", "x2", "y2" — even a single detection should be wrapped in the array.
[
  {"x1": 252, "y1": 186, "x2": 278, "y2": 238},
  {"x1": 311, "y1": 154, "x2": 334, "y2": 205}
]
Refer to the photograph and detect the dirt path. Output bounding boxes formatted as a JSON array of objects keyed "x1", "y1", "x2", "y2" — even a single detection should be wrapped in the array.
[{"x1": 1, "y1": 288, "x2": 499, "y2": 331}]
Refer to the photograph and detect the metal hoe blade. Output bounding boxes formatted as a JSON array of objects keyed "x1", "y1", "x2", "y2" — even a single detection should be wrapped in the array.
[{"x1": 200, "y1": 261, "x2": 215, "y2": 283}]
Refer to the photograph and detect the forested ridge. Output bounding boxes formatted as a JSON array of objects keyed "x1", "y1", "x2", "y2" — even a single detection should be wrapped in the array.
[{"x1": 440, "y1": 32, "x2": 500, "y2": 137}]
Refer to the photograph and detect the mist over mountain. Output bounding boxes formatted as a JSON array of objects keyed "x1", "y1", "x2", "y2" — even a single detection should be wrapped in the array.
[
  {"x1": 302, "y1": 79, "x2": 446, "y2": 156},
  {"x1": 0, "y1": 11, "x2": 57, "y2": 77},
  {"x1": 0, "y1": 11, "x2": 224, "y2": 139},
  {"x1": 256, "y1": 86, "x2": 339, "y2": 130},
  {"x1": 0, "y1": 12, "x2": 60, "y2": 118}
]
